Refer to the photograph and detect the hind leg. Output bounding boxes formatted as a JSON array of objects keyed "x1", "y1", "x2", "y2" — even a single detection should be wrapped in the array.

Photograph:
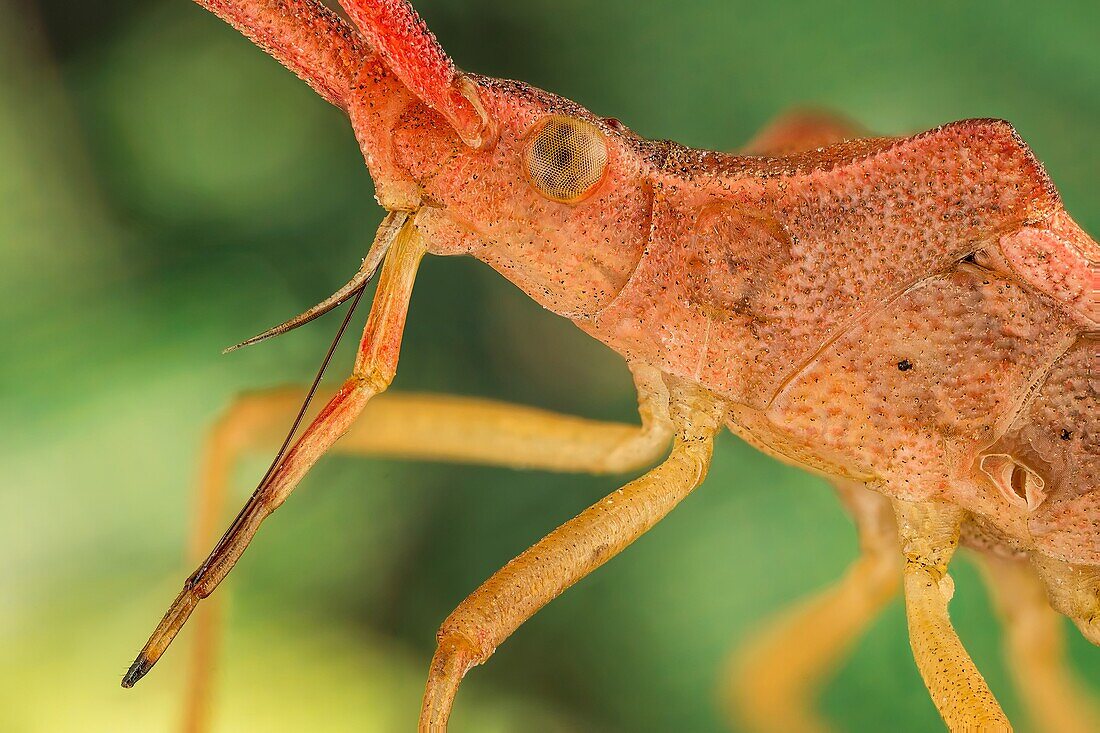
[
  {"x1": 725, "y1": 479, "x2": 901, "y2": 733},
  {"x1": 180, "y1": 366, "x2": 673, "y2": 732},
  {"x1": 978, "y1": 553, "x2": 1100, "y2": 733}
]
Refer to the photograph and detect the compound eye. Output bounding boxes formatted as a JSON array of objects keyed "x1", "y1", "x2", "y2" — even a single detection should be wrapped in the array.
[{"x1": 524, "y1": 116, "x2": 608, "y2": 203}]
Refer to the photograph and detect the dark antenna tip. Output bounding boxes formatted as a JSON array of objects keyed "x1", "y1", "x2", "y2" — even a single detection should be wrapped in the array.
[{"x1": 121, "y1": 654, "x2": 153, "y2": 688}]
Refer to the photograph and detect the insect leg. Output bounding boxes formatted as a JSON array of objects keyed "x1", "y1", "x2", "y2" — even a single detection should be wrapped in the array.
[
  {"x1": 978, "y1": 553, "x2": 1100, "y2": 733},
  {"x1": 335, "y1": 363, "x2": 673, "y2": 473},
  {"x1": 892, "y1": 499, "x2": 1010, "y2": 731},
  {"x1": 172, "y1": 366, "x2": 671, "y2": 731},
  {"x1": 123, "y1": 215, "x2": 426, "y2": 689},
  {"x1": 192, "y1": 375, "x2": 672, "y2": 498},
  {"x1": 725, "y1": 479, "x2": 900, "y2": 733},
  {"x1": 418, "y1": 380, "x2": 725, "y2": 730}
]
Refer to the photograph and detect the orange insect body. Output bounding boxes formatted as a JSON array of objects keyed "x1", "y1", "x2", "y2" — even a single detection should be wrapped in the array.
[
  {"x1": 354, "y1": 35, "x2": 1096, "y2": 569},
  {"x1": 124, "y1": 1, "x2": 1098, "y2": 730}
]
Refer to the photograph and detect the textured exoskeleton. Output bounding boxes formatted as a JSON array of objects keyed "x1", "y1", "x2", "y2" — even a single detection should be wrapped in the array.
[{"x1": 122, "y1": 2, "x2": 1098, "y2": 731}]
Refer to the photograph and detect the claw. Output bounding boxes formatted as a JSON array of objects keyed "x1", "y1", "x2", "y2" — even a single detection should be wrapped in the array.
[{"x1": 223, "y1": 211, "x2": 410, "y2": 353}]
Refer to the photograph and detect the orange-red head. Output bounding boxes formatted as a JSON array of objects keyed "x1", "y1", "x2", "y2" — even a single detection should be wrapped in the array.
[{"x1": 340, "y1": 0, "x2": 656, "y2": 317}]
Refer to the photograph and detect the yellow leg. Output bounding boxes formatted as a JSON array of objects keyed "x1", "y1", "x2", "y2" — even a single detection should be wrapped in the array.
[
  {"x1": 978, "y1": 553, "x2": 1100, "y2": 733},
  {"x1": 338, "y1": 388, "x2": 671, "y2": 472},
  {"x1": 178, "y1": 365, "x2": 673, "y2": 732},
  {"x1": 726, "y1": 480, "x2": 901, "y2": 733},
  {"x1": 893, "y1": 499, "x2": 1011, "y2": 731},
  {"x1": 418, "y1": 381, "x2": 725, "y2": 730}
]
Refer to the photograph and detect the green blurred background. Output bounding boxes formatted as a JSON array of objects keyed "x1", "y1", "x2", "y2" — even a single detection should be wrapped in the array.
[{"x1": 2, "y1": 0, "x2": 1097, "y2": 731}]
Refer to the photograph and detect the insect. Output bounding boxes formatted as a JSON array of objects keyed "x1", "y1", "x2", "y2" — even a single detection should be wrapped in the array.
[{"x1": 122, "y1": 1, "x2": 1099, "y2": 731}]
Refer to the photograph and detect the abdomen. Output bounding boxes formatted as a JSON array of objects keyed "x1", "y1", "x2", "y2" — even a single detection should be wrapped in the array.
[{"x1": 765, "y1": 263, "x2": 1092, "y2": 559}]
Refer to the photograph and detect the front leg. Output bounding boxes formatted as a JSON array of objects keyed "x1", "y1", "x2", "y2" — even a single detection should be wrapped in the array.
[
  {"x1": 419, "y1": 380, "x2": 726, "y2": 730},
  {"x1": 893, "y1": 499, "x2": 1010, "y2": 731},
  {"x1": 123, "y1": 214, "x2": 427, "y2": 687}
]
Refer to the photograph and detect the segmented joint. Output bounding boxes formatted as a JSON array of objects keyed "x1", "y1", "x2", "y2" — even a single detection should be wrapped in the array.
[
  {"x1": 355, "y1": 367, "x2": 394, "y2": 395},
  {"x1": 666, "y1": 379, "x2": 724, "y2": 442}
]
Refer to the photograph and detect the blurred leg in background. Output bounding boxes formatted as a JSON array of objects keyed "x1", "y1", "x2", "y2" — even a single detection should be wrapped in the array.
[
  {"x1": 979, "y1": 553, "x2": 1100, "y2": 733},
  {"x1": 725, "y1": 480, "x2": 900, "y2": 733}
]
